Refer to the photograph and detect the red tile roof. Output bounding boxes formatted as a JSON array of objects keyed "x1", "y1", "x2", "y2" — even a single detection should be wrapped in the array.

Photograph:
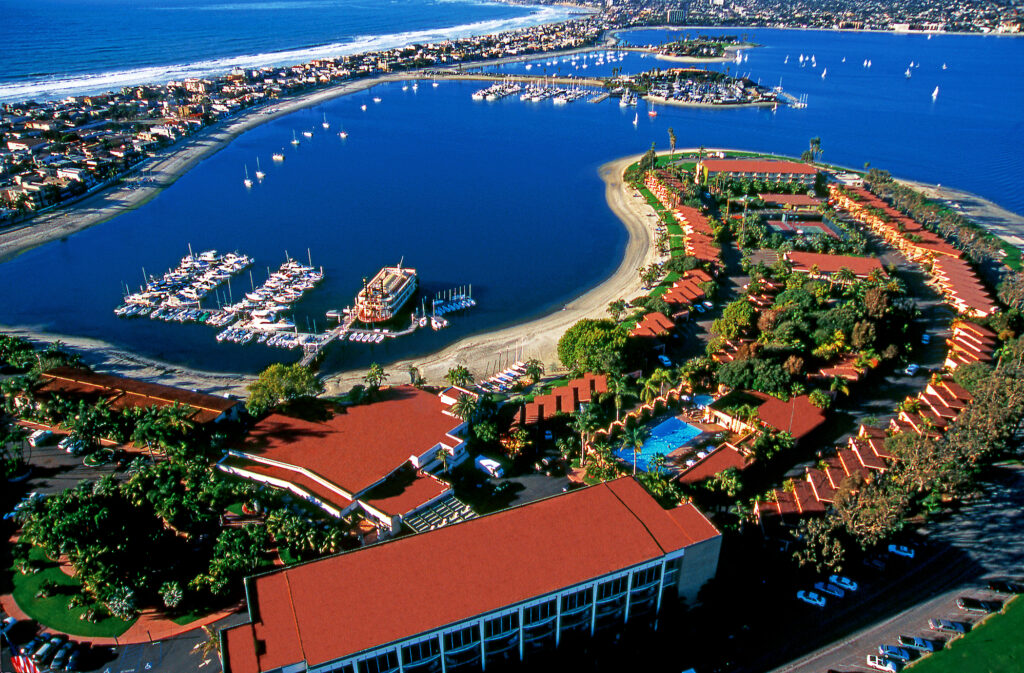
[
  {"x1": 701, "y1": 159, "x2": 817, "y2": 175},
  {"x1": 237, "y1": 386, "x2": 462, "y2": 496},
  {"x1": 677, "y1": 445, "x2": 749, "y2": 485},
  {"x1": 630, "y1": 311, "x2": 676, "y2": 338},
  {"x1": 224, "y1": 478, "x2": 719, "y2": 671},
  {"x1": 749, "y1": 392, "x2": 827, "y2": 441},
  {"x1": 361, "y1": 466, "x2": 450, "y2": 517},
  {"x1": 758, "y1": 193, "x2": 822, "y2": 207},
  {"x1": 785, "y1": 251, "x2": 884, "y2": 278}
]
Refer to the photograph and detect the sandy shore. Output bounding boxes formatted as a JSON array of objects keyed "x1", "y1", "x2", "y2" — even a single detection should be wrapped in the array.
[{"x1": 897, "y1": 178, "x2": 1024, "y2": 249}]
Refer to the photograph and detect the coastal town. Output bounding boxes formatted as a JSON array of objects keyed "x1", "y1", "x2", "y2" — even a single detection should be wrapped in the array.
[{"x1": 2, "y1": 1, "x2": 1024, "y2": 673}]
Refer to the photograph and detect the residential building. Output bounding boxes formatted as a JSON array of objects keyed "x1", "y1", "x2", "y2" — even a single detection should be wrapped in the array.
[
  {"x1": 696, "y1": 159, "x2": 818, "y2": 186},
  {"x1": 220, "y1": 478, "x2": 721, "y2": 673},
  {"x1": 784, "y1": 251, "x2": 885, "y2": 281}
]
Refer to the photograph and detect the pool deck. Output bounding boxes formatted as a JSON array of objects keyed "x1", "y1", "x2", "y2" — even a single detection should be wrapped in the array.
[{"x1": 661, "y1": 413, "x2": 728, "y2": 471}]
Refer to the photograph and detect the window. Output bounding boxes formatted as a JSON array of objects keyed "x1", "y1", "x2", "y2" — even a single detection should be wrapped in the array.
[
  {"x1": 597, "y1": 576, "x2": 628, "y2": 601},
  {"x1": 444, "y1": 625, "x2": 479, "y2": 652},
  {"x1": 632, "y1": 565, "x2": 660, "y2": 590},
  {"x1": 524, "y1": 600, "x2": 556, "y2": 626},
  {"x1": 402, "y1": 639, "x2": 440, "y2": 665},
  {"x1": 359, "y1": 650, "x2": 398, "y2": 673},
  {"x1": 484, "y1": 613, "x2": 519, "y2": 639},
  {"x1": 561, "y1": 588, "x2": 591, "y2": 614}
]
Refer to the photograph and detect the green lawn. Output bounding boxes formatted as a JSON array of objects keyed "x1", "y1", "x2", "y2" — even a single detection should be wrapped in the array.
[
  {"x1": 11, "y1": 547, "x2": 135, "y2": 637},
  {"x1": 908, "y1": 595, "x2": 1022, "y2": 672}
]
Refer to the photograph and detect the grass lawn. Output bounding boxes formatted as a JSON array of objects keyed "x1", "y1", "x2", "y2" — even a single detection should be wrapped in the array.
[
  {"x1": 11, "y1": 547, "x2": 135, "y2": 637},
  {"x1": 908, "y1": 595, "x2": 1022, "y2": 672},
  {"x1": 225, "y1": 502, "x2": 245, "y2": 516}
]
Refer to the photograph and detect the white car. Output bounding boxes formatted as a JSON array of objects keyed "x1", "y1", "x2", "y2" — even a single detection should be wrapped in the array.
[
  {"x1": 58, "y1": 436, "x2": 87, "y2": 454},
  {"x1": 657, "y1": 355, "x2": 673, "y2": 367},
  {"x1": 796, "y1": 590, "x2": 826, "y2": 607},
  {"x1": 28, "y1": 429, "x2": 53, "y2": 447},
  {"x1": 888, "y1": 544, "x2": 915, "y2": 559},
  {"x1": 904, "y1": 364, "x2": 920, "y2": 376},
  {"x1": 474, "y1": 456, "x2": 504, "y2": 478},
  {"x1": 829, "y1": 574, "x2": 858, "y2": 592},
  {"x1": 866, "y1": 654, "x2": 902, "y2": 672},
  {"x1": 702, "y1": 300, "x2": 714, "y2": 308}
]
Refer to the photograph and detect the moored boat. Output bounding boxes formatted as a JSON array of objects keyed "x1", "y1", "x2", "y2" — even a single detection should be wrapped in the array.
[{"x1": 355, "y1": 262, "x2": 417, "y2": 323}]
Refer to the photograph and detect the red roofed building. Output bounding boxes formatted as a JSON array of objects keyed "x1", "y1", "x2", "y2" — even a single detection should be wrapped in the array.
[
  {"x1": 630, "y1": 311, "x2": 676, "y2": 339},
  {"x1": 677, "y1": 444, "x2": 749, "y2": 485},
  {"x1": 758, "y1": 193, "x2": 823, "y2": 209},
  {"x1": 520, "y1": 373, "x2": 608, "y2": 425},
  {"x1": 218, "y1": 386, "x2": 472, "y2": 538},
  {"x1": 36, "y1": 366, "x2": 241, "y2": 425},
  {"x1": 697, "y1": 158, "x2": 818, "y2": 186},
  {"x1": 704, "y1": 391, "x2": 826, "y2": 443},
  {"x1": 784, "y1": 251, "x2": 885, "y2": 281},
  {"x1": 220, "y1": 478, "x2": 721, "y2": 673}
]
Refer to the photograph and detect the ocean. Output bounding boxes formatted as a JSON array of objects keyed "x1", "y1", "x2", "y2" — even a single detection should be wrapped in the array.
[
  {"x1": 0, "y1": 0, "x2": 576, "y2": 102},
  {"x1": 0, "y1": 27, "x2": 1022, "y2": 376}
]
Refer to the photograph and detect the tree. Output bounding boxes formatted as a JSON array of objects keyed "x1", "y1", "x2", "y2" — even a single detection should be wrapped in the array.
[
  {"x1": 620, "y1": 424, "x2": 651, "y2": 476},
  {"x1": 406, "y1": 365, "x2": 423, "y2": 386},
  {"x1": 451, "y1": 393, "x2": 478, "y2": 422},
  {"x1": 161, "y1": 580, "x2": 183, "y2": 609},
  {"x1": 557, "y1": 319, "x2": 628, "y2": 375},
  {"x1": 571, "y1": 403, "x2": 600, "y2": 467},
  {"x1": 247, "y1": 363, "x2": 323, "y2": 415},
  {"x1": 668, "y1": 127, "x2": 677, "y2": 156},
  {"x1": 524, "y1": 358, "x2": 544, "y2": 384},
  {"x1": 707, "y1": 467, "x2": 743, "y2": 497},
  {"x1": 808, "y1": 389, "x2": 831, "y2": 409},
  {"x1": 444, "y1": 365, "x2": 473, "y2": 388},
  {"x1": 435, "y1": 448, "x2": 449, "y2": 474},
  {"x1": 364, "y1": 362, "x2": 389, "y2": 392},
  {"x1": 607, "y1": 299, "x2": 627, "y2": 322},
  {"x1": 474, "y1": 420, "x2": 498, "y2": 444},
  {"x1": 601, "y1": 373, "x2": 637, "y2": 422},
  {"x1": 638, "y1": 142, "x2": 658, "y2": 172}
]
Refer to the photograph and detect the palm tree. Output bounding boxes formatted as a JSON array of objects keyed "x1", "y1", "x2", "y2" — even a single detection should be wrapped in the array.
[
  {"x1": 198, "y1": 625, "x2": 221, "y2": 660},
  {"x1": 650, "y1": 367, "x2": 675, "y2": 396},
  {"x1": 444, "y1": 365, "x2": 473, "y2": 388},
  {"x1": 601, "y1": 373, "x2": 637, "y2": 422},
  {"x1": 451, "y1": 394, "x2": 478, "y2": 422},
  {"x1": 639, "y1": 376, "x2": 660, "y2": 405},
  {"x1": 571, "y1": 403, "x2": 600, "y2": 467},
  {"x1": 523, "y1": 359, "x2": 544, "y2": 385},
  {"x1": 668, "y1": 127, "x2": 677, "y2": 156},
  {"x1": 621, "y1": 424, "x2": 651, "y2": 476},
  {"x1": 829, "y1": 376, "x2": 850, "y2": 396},
  {"x1": 435, "y1": 447, "x2": 449, "y2": 474},
  {"x1": 364, "y1": 362, "x2": 389, "y2": 391},
  {"x1": 834, "y1": 266, "x2": 856, "y2": 288}
]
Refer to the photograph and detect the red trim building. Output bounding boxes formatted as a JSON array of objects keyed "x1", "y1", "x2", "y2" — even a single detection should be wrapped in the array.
[
  {"x1": 697, "y1": 159, "x2": 818, "y2": 186},
  {"x1": 220, "y1": 478, "x2": 721, "y2": 673}
]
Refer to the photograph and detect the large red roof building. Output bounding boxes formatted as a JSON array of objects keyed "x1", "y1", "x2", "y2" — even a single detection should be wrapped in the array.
[
  {"x1": 220, "y1": 478, "x2": 721, "y2": 673},
  {"x1": 218, "y1": 386, "x2": 473, "y2": 539},
  {"x1": 697, "y1": 158, "x2": 818, "y2": 186}
]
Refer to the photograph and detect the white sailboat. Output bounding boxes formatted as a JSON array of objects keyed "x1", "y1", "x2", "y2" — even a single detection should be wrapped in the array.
[
  {"x1": 243, "y1": 166, "x2": 253, "y2": 188},
  {"x1": 339, "y1": 128, "x2": 349, "y2": 139},
  {"x1": 412, "y1": 82, "x2": 418, "y2": 91},
  {"x1": 931, "y1": 86, "x2": 939, "y2": 100},
  {"x1": 432, "y1": 81, "x2": 439, "y2": 88},
  {"x1": 841, "y1": 56, "x2": 846, "y2": 63},
  {"x1": 905, "y1": 68, "x2": 912, "y2": 78},
  {"x1": 322, "y1": 113, "x2": 330, "y2": 129},
  {"x1": 272, "y1": 151, "x2": 285, "y2": 162},
  {"x1": 632, "y1": 112, "x2": 638, "y2": 126},
  {"x1": 291, "y1": 131, "x2": 299, "y2": 145},
  {"x1": 255, "y1": 157, "x2": 265, "y2": 180},
  {"x1": 302, "y1": 129, "x2": 313, "y2": 138},
  {"x1": 361, "y1": 104, "x2": 367, "y2": 111},
  {"x1": 942, "y1": 63, "x2": 948, "y2": 70},
  {"x1": 821, "y1": 68, "x2": 827, "y2": 80},
  {"x1": 784, "y1": 55, "x2": 789, "y2": 64},
  {"x1": 373, "y1": 96, "x2": 382, "y2": 103}
]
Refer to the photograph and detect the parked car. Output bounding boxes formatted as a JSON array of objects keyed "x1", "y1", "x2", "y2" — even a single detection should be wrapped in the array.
[
  {"x1": 28, "y1": 429, "x2": 53, "y2": 447},
  {"x1": 51, "y1": 641, "x2": 76, "y2": 670},
  {"x1": 657, "y1": 354, "x2": 673, "y2": 367},
  {"x1": 474, "y1": 456, "x2": 504, "y2": 478},
  {"x1": 694, "y1": 304, "x2": 706, "y2": 313},
  {"x1": 814, "y1": 581, "x2": 845, "y2": 599},
  {"x1": 1, "y1": 616, "x2": 16, "y2": 636},
  {"x1": 866, "y1": 654, "x2": 902, "y2": 672},
  {"x1": 562, "y1": 481, "x2": 584, "y2": 493},
  {"x1": 898, "y1": 635, "x2": 941, "y2": 652},
  {"x1": 702, "y1": 300, "x2": 714, "y2": 308},
  {"x1": 921, "y1": 334, "x2": 931, "y2": 344},
  {"x1": 929, "y1": 618, "x2": 970, "y2": 634},
  {"x1": 878, "y1": 645, "x2": 915, "y2": 663},
  {"x1": 796, "y1": 590, "x2": 826, "y2": 607},
  {"x1": 863, "y1": 555, "x2": 887, "y2": 571},
  {"x1": 888, "y1": 544, "x2": 915, "y2": 559},
  {"x1": 987, "y1": 579, "x2": 1024, "y2": 594},
  {"x1": 904, "y1": 364, "x2": 920, "y2": 376},
  {"x1": 58, "y1": 436, "x2": 88, "y2": 455},
  {"x1": 33, "y1": 634, "x2": 67, "y2": 663},
  {"x1": 956, "y1": 597, "x2": 1001, "y2": 614},
  {"x1": 829, "y1": 574, "x2": 858, "y2": 592},
  {"x1": 19, "y1": 633, "x2": 49, "y2": 656},
  {"x1": 112, "y1": 449, "x2": 131, "y2": 469},
  {"x1": 65, "y1": 646, "x2": 84, "y2": 671}
]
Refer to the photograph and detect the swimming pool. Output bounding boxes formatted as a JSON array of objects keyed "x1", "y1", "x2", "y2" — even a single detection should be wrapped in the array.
[
  {"x1": 693, "y1": 394, "x2": 714, "y2": 408},
  {"x1": 613, "y1": 417, "x2": 703, "y2": 473}
]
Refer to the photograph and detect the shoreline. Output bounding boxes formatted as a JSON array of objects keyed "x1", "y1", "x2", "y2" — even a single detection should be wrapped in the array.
[
  {"x1": 643, "y1": 94, "x2": 775, "y2": 109},
  {"x1": 615, "y1": 24, "x2": 1024, "y2": 39},
  {"x1": 3, "y1": 149, "x2": 1022, "y2": 395}
]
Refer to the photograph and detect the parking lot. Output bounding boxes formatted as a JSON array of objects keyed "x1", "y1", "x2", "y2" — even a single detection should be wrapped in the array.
[{"x1": 770, "y1": 464, "x2": 1024, "y2": 673}]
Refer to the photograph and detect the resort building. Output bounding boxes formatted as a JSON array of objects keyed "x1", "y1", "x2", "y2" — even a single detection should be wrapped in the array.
[
  {"x1": 630, "y1": 311, "x2": 676, "y2": 340},
  {"x1": 783, "y1": 251, "x2": 885, "y2": 281},
  {"x1": 220, "y1": 478, "x2": 722, "y2": 673},
  {"x1": 703, "y1": 391, "x2": 826, "y2": 444},
  {"x1": 944, "y1": 320, "x2": 997, "y2": 370},
  {"x1": 517, "y1": 373, "x2": 608, "y2": 425},
  {"x1": 696, "y1": 159, "x2": 818, "y2": 186},
  {"x1": 757, "y1": 193, "x2": 822, "y2": 210},
  {"x1": 217, "y1": 386, "x2": 475, "y2": 540},
  {"x1": 35, "y1": 366, "x2": 242, "y2": 425}
]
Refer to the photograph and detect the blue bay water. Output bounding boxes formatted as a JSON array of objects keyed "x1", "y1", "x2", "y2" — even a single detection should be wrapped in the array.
[
  {"x1": 0, "y1": 28, "x2": 1022, "y2": 376},
  {"x1": 0, "y1": 0, "x2": 573, "y2": 101}
]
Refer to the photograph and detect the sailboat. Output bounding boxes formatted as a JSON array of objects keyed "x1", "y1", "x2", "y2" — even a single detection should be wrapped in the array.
[
  {"x1": 338, "y1": 128, "x2": 349, "y2": 139},
  {"x1": 905, "y1": 68, "x2": 912, "y2": 78},
  {"x1": 243, "y1": 166, "x2": 253, "y2": 188},
  {"x1": 402, "y1": 84, "x2": 408, "y2": 91},
  {"x1": 272, "y1": 151, "x2": 285, "y2": 162},
  {"x1": 412, "y1": 82, "x2": 418, "y2": 91},
  {"x1": 942, "y1": 63, "x2": 948, "y2": 70},
  {"x1": 322, "y1": 113, "x2": 330, "y2": 130},
  {"x1": 821, "y1": 68, "x2": 827, "y2": 80},
  {"x1": 373, "y1": 96, "x2": 382, "y2": 103},
  {"x1": 931, "y1": 86, "x2": 939, "y2": 100},
  {"x1": 632, "y1": 112, "x2": 638, "y2": 126},
  {"x1": 302, "y1": 129, "x2": 313, "y2": 138},
  {"x1": 784, "y1": 55, "x2": 789, "y2": 64},
  {"x1": 291, "y1": 131, "x2": 300, "y2": 145},
  {"x1": 255, "y1": 157, "x2": 265, "y2": 180},
  {"x1": 841, "y1": 56, "x2": 846, "y2": 63},
  {"x1": 432, "y1": 81, "x2": 439, "y2": 88}
]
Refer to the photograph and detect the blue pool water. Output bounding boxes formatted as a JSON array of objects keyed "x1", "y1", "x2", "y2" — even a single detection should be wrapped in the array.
[
  {"x1": 614, "y1": 416, "x2": 703, "y2": 473},
  {"x1": 693, "y1": 395, "x2": 714, "y2": 408}
]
